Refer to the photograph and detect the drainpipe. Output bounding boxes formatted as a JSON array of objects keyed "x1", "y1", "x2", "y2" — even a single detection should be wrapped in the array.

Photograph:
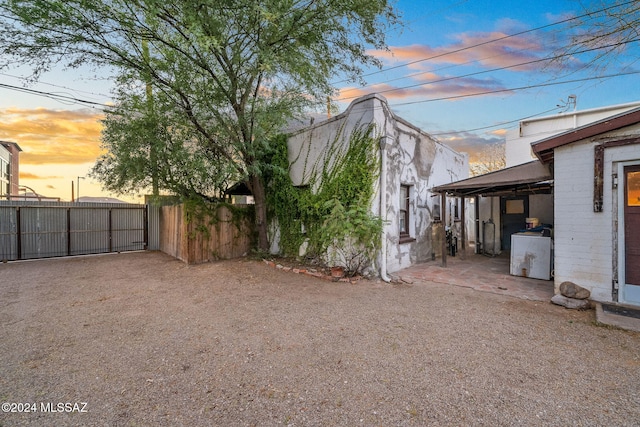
[{"x1": 379, "y1": 136, "x2": 391, "y2": 282}]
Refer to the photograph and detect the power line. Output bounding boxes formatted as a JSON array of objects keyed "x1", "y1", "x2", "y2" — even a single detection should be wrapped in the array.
[
  {"x1": 0, "y1": 82, "x2": 111, "y2": 109},
  {"x1": 332, "y1": 0, "x2": 636, "y2": 85},
  {"x1": 0, "y1": 72, "x2": 111, "y2": 99},
  {"x1": 390, "y1": 70, "x2": 640, "y2": 108},
  {"x1": 429, "y1": 106, "x2": 563, "y2": 136},
  {"x1": 337, "y1": 37, "x2": 640, "y2": 102},
  {"x1": 342, "y1": 28, "x2": 639, "y2": 98},
  {"x1": 1, "y1": 0, "x2": 636, "y2": 129}
]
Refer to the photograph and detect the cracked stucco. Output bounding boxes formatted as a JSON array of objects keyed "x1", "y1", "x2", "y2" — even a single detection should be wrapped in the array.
[{"x1": 286, "y1": 94, "x2": 468, "y2": 274}]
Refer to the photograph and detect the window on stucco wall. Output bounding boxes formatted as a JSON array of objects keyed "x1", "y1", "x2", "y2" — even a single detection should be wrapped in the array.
[
  {"x1": 433, "y1": 198, "x2": 441, "y2": 222},
  {"x1": 453, "y1": 198, "x2": 460, "y2": 221},
  {"x1": 399, "y1": 185, "x2": 416, "y2": 243}
]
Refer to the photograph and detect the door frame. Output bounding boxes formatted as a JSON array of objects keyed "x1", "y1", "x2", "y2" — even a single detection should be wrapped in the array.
[
  {"x1": 500, "y1": 195, "x2": 529, "y2": 252},
  {"x1": 617, "y1": 160, "x2": 640, "y2": 305}
]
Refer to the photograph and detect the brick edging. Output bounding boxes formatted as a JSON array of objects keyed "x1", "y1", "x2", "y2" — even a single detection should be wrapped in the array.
[{"x1": 262, "y1": 259, "x2": 362, "y2": 284}]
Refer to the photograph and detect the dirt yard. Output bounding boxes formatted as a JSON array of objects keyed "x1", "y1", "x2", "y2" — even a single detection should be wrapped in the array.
[{"x1": 1, "y1": 251, "x2": 639, "y2": 426}]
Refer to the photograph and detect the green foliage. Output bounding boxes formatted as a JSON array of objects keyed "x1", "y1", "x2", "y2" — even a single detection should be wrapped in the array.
[
  {"x1": 0, "y1": 0, "x2": 400, "y2": 250},
  {"x1": 265, "y1": 125, "x2": 383, "y2": 276},
  {"x1": 91, "y1": 77, "x2": 241, "y2": 200},
  {"x1": 183, "y1": 197, "x2": 255, "y2": 241},
  {"x1": 320, "y1": 199, "x2": 383, "y2": 275}
]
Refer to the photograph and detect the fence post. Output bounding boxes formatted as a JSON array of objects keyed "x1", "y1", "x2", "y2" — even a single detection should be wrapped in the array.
[
  {"x1": 108, "y1": 208, "x2": 113, "y2": 252},
  {"x1": 143, "y1": 205, "x2": 149, "y2": 250},
  {"x1": 16, "y1": 207, "x2": 22, "y2": 261},
  {"x1": 66, "y1": 208, "x2": 71, "y2": 256}
]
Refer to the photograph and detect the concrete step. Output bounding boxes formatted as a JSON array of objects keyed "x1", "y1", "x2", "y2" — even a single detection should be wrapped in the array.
[{"x1": 595, "y1": 302, "x2": 640, "y2": 332}]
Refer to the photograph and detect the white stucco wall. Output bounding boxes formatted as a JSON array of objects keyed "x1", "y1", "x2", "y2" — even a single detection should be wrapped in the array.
[
  {"x1": 553, "y1": 124, "x2": 640, "y2": 303},
  {"x1": 286, "y1": 94, "x2": 468, "y2": 274},
  {"x1": 383, "y1": 118, "x2": 468, "y2": 272},
  {"x1": 288, "y1": 98, "x2": 379, "y2": 188},
  {"x1": 554, "y1": 140, "x2": 610, "y2": 300}
]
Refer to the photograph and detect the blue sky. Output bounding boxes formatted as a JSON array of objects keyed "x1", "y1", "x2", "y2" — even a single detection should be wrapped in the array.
[
  {"x1": 336, "y1": 0, "x2": 640, "y2": 157},
  {"x1": 0, "y1": 0, "x2": 639, "y2": 201}
]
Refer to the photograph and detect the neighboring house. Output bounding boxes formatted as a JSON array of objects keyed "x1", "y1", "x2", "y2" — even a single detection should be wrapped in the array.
[
  {"x1": 532, "y1": 106, "x2": 640, "y2": 307},
  {"x1": 0, "y1": 140, "x2": 21, "y2": 199},
  {"x1": 284, "y1": 94, "x2": 469, "y2": 277},
  {"x1": 506, "y1": 101, "x2": 640, "y2": 167}
]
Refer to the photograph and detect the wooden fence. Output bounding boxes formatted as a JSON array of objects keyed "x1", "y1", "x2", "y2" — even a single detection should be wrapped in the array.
[{"x1": 160, "y1": 203, "x2": 254, "y2": 264}]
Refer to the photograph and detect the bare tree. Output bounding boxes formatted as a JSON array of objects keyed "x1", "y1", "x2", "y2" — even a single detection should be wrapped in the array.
[
  {"x1": 555, "y1": 0, "x2": 640, "y2": 72},
  {"x1": 470, "y1": 142, "x2": 506, "y2": 176}
]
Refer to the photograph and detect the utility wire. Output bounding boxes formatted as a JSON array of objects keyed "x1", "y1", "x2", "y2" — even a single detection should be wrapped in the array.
[
  {"x1": 343, "y1": 13, "x2": 639, "y2": 96},
  {"x1": 0, "y1": 0, "x2": 636, "y2": 119},
  {"x1": 337, "y1": 37, "x2": 640, "y2": 102},
  {"x1": 391, "y1": 70, "x2": 640, "y2": 107},
  {"x1": 0, "y1": 72, "x2": 111, "y2": 99},
  {"x1": 0, "y1": 82, "x2": 111, "y2": 108},
  {"x1": 332, "y1": 0, "x2": 636, "y2": 85},
  {"x1": 429, "y1": 106, "x2": 563, "y2": 136}
]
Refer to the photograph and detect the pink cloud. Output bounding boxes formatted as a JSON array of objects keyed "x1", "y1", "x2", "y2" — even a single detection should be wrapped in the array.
[
  {"x1": 339, "y1": 75, "x2": 512, "y2": 102},
  {"x1": 370, "y1": 30, "x2": 548, "y2": 72}
]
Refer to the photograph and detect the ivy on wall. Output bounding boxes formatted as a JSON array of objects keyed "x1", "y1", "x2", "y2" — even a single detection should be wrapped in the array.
[
  {"x1": 264, "y1": 124, "x2": 383, "y2": 275},
  {"x1": 183, "y1": 198, "x2": 255, "y2": 241}
]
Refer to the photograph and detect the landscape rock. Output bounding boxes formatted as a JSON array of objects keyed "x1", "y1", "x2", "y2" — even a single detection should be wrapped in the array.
[
  {"x1": 551, "y1": 294, "x2": 591, "y2": 309},
  {"x1": 560, "y1": 281, "x2": 591, "y2": 299}
]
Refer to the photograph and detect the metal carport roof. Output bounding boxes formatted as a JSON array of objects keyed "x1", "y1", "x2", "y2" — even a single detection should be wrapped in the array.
[{"x1": 432, "y1": 160, "x2": 552, "y2": 197}]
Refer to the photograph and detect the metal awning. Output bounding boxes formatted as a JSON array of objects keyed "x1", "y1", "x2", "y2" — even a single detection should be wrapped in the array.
[{"x1": 432, "y1": 160, "x2": 552, "y2": 197}]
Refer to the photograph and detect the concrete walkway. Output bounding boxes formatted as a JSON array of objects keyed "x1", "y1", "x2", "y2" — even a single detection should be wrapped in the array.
[{"x1": 397, "y1": 252, "x2": 554, "y2": 302}]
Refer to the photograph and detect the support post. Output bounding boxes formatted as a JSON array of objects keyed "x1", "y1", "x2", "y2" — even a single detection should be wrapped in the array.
[
  {"x1": 475, "y1": 195, "x2": 481, "y2": 254},
  {"x1": 143, "y1": 205, "x2": 149, "y2": 250},
  {"x1": 440, "y1": 192, "x2": 447, "y2": 267},
  {"x1": 459, "y1": 196, "x2": 466, "y2": 259}
]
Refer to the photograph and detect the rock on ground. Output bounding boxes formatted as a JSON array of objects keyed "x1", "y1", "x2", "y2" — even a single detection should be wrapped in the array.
[
  {"x1": 0, "y1": 252, "x2": 639, "y2": 427},
  {"x1": 560, "y1": 281, "x2": 591, "y2": 299}
]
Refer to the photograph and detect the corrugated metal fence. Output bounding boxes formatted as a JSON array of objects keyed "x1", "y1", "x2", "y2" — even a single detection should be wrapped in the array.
[{"x1": 0, "y1": 201, "x2": 148, "y2": 261}]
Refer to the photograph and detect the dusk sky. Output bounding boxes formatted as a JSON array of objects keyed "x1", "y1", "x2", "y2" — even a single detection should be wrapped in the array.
[{"x1": 1, "y1": 0, "x2": 639, "y2": 202}]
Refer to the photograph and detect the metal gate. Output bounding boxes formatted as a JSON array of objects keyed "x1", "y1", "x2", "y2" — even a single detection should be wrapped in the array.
[{"x1": 0, "y1": 201, "x2": 148, "y2": 261}]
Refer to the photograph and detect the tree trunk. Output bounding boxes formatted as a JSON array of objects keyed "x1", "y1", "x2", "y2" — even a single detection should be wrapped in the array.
[{"x1": 251, "y1": 174, "x2": 270, "y2": 251}]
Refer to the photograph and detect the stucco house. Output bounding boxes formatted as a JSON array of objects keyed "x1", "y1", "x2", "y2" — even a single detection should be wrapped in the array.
[
  {"x1": 506, "y1": 101, "x2": 640, "y2": 168},
  {"x1": 283, "y1": 94, "x2": 468, "y2": 279}
]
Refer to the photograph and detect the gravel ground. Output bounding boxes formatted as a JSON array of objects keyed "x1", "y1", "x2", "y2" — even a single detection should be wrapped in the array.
[{"x1": 1, "y1": 251, "x2": 639, "y2": 426}]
